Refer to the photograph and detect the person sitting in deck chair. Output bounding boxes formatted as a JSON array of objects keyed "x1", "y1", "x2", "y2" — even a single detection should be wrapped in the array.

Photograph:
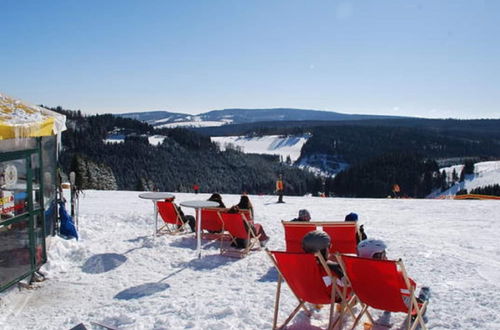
[
  {"x1": 228, "y1": 195, "x2": 269, "y2": 248},
  {"x1": 302, "y1": 230, "x2": 343, "y2": 279},
  {"x1": 165, "y1": 196, "x2": 196, "y2": 232},
  {"x1": 345, "y1": 212, "x2": 367, "y2": 243},
  {"x1": 207, "y1": 193, "x2": 226, "y2": 208},
  {"x1": 291, "y1": 209, "x2": 311, "y2": 222},
  {"x1": 357, "y1": 239, "x2": 430, "y2": 304},
  {"x1": 302, "y1": 231, "x2": 350, "y2": 305},
  {"x1": 204, "y1": 193, "x2": 226, "y2": 234}
]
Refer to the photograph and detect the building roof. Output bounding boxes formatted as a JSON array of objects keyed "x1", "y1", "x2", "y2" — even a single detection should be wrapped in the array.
[{"x1": 0, "y1": 93, "x2": 66, "y2": 140}]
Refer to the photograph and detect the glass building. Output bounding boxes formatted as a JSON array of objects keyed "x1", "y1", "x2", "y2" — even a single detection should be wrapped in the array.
[{"x1": 0, "y1": 93, "x2": 66, "y2": 292}]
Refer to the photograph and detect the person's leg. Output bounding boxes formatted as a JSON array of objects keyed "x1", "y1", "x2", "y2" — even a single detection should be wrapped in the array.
[
  {"x1": 184, "y1": 215, "x2": 195, "y2": 232},
  {"x1": 252, "y1": 223, "x2": 269, "y2": 247},
  {"x1": 253, "y1": 223, "x2": 269, "y2": 241}
]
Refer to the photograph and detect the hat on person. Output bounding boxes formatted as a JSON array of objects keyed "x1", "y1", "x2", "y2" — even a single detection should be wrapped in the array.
[
  {"x1": 298, "y1": 209, "x2": 311, "y2": 221},
  {"x1": 345, "y1": 212, "x2": 358, "y2": 222},
  {"x1": 302, "y1": 230, "x2": 331, "y2": 254}
]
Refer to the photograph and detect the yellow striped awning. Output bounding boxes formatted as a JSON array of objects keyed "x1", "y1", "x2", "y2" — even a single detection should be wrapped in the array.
[{"x1": 0, "y1": 93, "x2": 66, "y2": 140}]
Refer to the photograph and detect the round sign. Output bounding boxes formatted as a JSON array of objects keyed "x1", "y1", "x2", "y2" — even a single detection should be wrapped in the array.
[{"x1": 4, "y1": 164, "x2": 18, "y2": 187}]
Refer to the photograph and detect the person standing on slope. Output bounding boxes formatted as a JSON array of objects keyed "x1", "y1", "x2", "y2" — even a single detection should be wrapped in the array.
[{"x1": 276, "y1": 174, "x2": 285, "y2": 203}]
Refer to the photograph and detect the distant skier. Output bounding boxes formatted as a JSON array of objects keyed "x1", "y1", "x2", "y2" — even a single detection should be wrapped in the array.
[
  {"x1": 391, "y1": 184, "x2": 401, "y2": 198},
  {"x1": 193, "y1": 184, "x2": 199, "y2": 194},
  {"x1": 276, "y1": 174, "x2": 284, "y2": 203}
]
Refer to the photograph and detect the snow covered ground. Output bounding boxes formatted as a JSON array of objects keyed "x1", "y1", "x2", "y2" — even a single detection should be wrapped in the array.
[
  {"x1": 211, "y1": 134, "x2": 310, "y2": 162},
  {"x1": 1, "y1": 191, "x2": 499, "y2": 329}
]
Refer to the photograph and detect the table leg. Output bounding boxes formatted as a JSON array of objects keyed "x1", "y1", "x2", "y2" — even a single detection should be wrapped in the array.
[
  {"x1": 154, "y1": 200, "x2": 158, "y2": 237},
  {"x1": 196, "y1": 207, "x2": 201, "y2": 259}
]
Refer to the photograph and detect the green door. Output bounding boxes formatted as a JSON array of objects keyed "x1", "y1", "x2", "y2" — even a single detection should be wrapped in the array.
[{"x1": 0, "y1": 146, "x2": 46, "y2": 292}]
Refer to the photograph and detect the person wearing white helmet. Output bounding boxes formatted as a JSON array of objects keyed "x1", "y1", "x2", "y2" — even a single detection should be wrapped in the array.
[
  {"x1": 357, "y1": 239, "x2": 387, "y2": 259},
  {"x1": 357, "y1": 238, "x2": 431, "y2": 306}
]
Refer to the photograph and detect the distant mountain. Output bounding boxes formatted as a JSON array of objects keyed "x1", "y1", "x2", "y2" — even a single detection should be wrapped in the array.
[{"x1": 118, "y1": 108, "x2": 407, "y2": 128}]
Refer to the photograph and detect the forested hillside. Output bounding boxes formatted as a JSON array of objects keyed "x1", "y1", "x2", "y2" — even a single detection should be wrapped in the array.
[
  {"x1": 52, "y1": 107, "x2": 321, "y2": 195},
  {"x1": 326, "y1": 152, "x2": 444, "y2": 198},
  {"x1": 299, "y1": 125, "x2": 500, "y2": 165},
  {"x1": 50, "y1": 106, "x2": 500, "y2": 198}
]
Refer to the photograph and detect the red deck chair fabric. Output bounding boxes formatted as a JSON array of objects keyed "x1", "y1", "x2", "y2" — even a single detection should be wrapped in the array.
[
  {"x1": 339, "y1": 255, "x2": 428, "y2": 330},
  {"x1": 267, "y1": 250, "x2": 347, "y2": 330},
  {"x1": 200, "y1": 209, "x2": 224, "y2": 232},
  {"x1": 322, "y1": 222, "x2": 358, "y2": 255},
  {"x1": 273, "y1": 251, "x2": 333, "y2": 305},
  {"x1": 219, "y1": 212, "x2": 260, "y2": 257},
  {"x1": 200, "y1": 209, "x2": 230, "y2": 241},
  {"x1": 281, "y1": 221, "x2": 316, "y2": 253},
  {"x1": 156, "y1": 201, "x2": 186, "y2": 234}
]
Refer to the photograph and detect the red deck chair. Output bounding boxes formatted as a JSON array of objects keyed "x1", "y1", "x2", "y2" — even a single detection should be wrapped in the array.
[
  {"x1": 200, "y1": 208, "x2": 230, "y2": 241},
  {"x1": 281, "y1": 221, "x2": 316, "y2": 253},
  {"x1": 337, "y1": 255, "x2": 428, "y2": 330},
  {"x1": 219, "y1": 212, "x2": 261, "y2": 257},
  {"x1": 156, "y1": 201, "x2": 188, "y2": 235},
  {"x1": 266, "y1": 250, "x2": 350, "y2": 330},
  {"x1": 321, "y1": 222, "x2": 358, "y2": 255}
]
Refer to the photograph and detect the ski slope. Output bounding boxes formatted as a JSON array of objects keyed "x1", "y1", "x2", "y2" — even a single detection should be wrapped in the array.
[
  {"x1": 1, "y1": 191, "x2": 499, "y2": 329},
  {"x1": 211, "y1": 134, "x2": 310, "y2": 162},
  {"x1": 432, "y1": 161, "x2": 500, "y2": 198}
]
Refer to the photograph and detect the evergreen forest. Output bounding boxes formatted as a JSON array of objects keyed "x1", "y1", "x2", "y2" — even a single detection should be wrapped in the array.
[{"x1": 51, "y1": 107, "x2": 500, "y2": 198}]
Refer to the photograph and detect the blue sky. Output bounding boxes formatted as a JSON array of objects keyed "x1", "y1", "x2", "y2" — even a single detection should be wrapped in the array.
[{"x1": 1, "y1": 0, "x2": 498, "y2": 118}]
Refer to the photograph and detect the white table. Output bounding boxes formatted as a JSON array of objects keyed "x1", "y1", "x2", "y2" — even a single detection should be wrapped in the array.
[
  {"x1": 180, "y1": 200, "x2": 219, "y2": 258},
  {"x1": 139, "y1": 192, "x2": 174, "y2": 236}
]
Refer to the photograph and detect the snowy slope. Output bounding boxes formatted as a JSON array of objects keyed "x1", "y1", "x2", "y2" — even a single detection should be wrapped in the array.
[
  {"x1": 156, "y1": 120, "x2": 228, "y2": 129},
  {"x1": 211, "y1": 134, "x2": 310, "y2": 162},
  {"x1": 103, "y1": 135, "x2": 167, "y2": 146},
  {"x1": 1, "y1": 191, "x2": 500, "y2": 329},
  {"x1": 432, "y1": 161, "x2": 500, "y2": 197}
]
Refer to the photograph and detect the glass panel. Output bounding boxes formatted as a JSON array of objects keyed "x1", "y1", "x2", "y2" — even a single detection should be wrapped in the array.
[
  {"x1": 0, "y1": 218, "x2": 31, "y2": 288},
  {"x1": 31, "y1": 152, "x2": 41, "y2": 210},
  {"x1": 34, "y1": 213, "x2": 46, "y2": 266},
  {"x1": 0, "y1": 138, "x2": 36, "y2": 152},
  {"x1": 1, "y1": 159, "x2": 28, "y2": 221},
  {"x1": 41, "y1": 136, "x2": 57, "y2": 236}
]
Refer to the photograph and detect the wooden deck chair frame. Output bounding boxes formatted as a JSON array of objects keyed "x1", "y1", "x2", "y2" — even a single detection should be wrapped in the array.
[
  {"x1": 266, "y1": 249, "x2": 355, "y2": 330},
  {"x1": 220, "y1": 212, "x2": 261, "y2": 258},
  {"x1": 200, "y1": 208, "x2": 231, "y2": 241},
  {"x1": 156, "y1": 201, "x2": 189, "y2": 235},
  {"x1": 281, "y1": 221, "x2": 360, "y2": 255},
  {"x1": 335, "y1": 253, "x2": 428, "y2": 330}
]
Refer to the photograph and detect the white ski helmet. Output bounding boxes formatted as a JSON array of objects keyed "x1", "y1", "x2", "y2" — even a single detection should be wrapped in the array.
[{"x1": 357, "y1": 239, "x2": 387, "y2": 259}]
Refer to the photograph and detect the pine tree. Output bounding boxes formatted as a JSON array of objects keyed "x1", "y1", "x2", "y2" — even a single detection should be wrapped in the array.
[
  {"x1": 452, "y1": 169, "x2": 459, "y2": 183},
  {"x1": 440, "y1": 170, "x2": 448, "y2": 191}
]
